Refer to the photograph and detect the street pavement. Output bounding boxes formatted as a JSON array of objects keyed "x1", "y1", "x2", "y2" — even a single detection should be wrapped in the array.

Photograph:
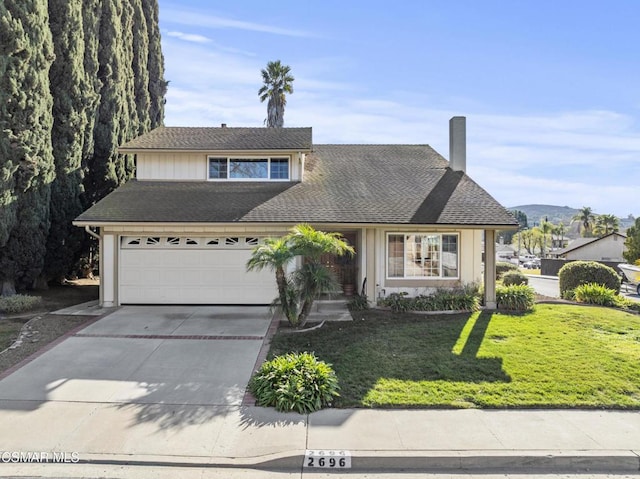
[
  {"x1": 527, "y1": 274, "x2": 640, "y2": 302},
  {"x1": 0, "y1": 305, "x2": 639, "y2": 477}
]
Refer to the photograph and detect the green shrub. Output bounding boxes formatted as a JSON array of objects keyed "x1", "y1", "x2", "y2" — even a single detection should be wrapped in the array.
[
  {"x1": 612, "y1": 294, "x2": 640, "y2": 312},
  {"x1": 249, "y1": 352, "x2": 339, "y2": 413},
  {"x1": 496, "y1": 284, "x2": 535, "y2": 311},
  {"x1": 496, "y1": 261, "x2": 518, "y2": 278},
  {"x1": 0, "y1": 294, "x2": 42, "y2": 314},
  {"x1": 558, "y1": 261, "x2": 621, "y2": 299},
  {"x1": 379, "y1": 292, "x2": 411, "y2": 313},
  {"x1": 380, "y1": 288, "x2": 480, "y2": 313},
  {"x1": 573, "y1": 283, "x2": 617, "y2": 306},
  {"x1": 502, "y1": 270, "x2": 529, "y2": 286},
  {"x1": 348, "y1": 294, "x2": 369, "y2": 311}
]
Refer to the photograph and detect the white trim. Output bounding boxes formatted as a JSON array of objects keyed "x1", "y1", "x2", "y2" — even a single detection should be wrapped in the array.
[
  {"x1": 207, "y1": 155, "x2": 291, "y2": 181},
  {"x1": 385, "y1": 232, "x2": 460, "y2": 280}
]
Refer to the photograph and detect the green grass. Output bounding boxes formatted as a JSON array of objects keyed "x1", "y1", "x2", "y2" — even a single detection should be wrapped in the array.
[{"x1": 269, "y1": 304, "x2": 640, "y2": 408}]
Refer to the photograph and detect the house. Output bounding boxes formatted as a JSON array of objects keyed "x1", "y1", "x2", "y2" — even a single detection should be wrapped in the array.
[
  {"x1": 74, "y1": 117, "x2": 518, "y2": 308},
  {"x1": 551, "y1": 232, "x2": 627, "y2": 262}
]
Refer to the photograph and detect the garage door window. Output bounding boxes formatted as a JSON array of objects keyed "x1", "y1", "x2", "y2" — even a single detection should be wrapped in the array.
[{"x1": 122, "y1": 236, "x2": 263, "y2": 249}]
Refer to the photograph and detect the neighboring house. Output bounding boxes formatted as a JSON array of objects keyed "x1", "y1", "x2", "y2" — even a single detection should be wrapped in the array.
[
  {"x1": 551, "y1": 233, "x2": 627, "y2": 262},
  {"x1": 496, "y1": 243, "x2": 518, "y2": 264},
  {"x1": 74, "y1": 117, "x2": 518, "y2": 308}
]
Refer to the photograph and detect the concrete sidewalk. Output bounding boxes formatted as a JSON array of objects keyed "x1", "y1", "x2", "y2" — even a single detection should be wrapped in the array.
[{"x1": 1, "y1": 406, "x2": 639, "y2": 474}]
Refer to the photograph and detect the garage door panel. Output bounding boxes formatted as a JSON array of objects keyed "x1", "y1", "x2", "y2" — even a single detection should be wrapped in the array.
[{"x1": 119, "y1": 248, "x2": 276, "y2": 304}]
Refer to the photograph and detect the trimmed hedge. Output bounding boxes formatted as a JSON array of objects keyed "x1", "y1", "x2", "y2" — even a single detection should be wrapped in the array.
[
  {"x1": 502, "y1": 270, "x2": 529, "y2": 286},
  {"x1": 558, "y1": 261, "x2": 621, "y2": 299},
  {"x1": 496, "y1": 261, "x2": 519, "y2": 278}
]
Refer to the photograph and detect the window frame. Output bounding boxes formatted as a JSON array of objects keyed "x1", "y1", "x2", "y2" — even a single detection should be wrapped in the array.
[
  {"x1": 385, "y1": 232, "x2": 460, "y2": 280},
  {"x1": 207, "y1": 156, "x2": 290, "y2": 181}
]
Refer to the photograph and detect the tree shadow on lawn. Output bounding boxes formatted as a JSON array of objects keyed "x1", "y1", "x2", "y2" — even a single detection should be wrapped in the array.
[{"x1": 271, "y1": 309, "x2": 511, "y2": 406}]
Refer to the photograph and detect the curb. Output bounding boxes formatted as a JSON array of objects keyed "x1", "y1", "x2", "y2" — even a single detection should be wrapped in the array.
[{"x1": 69, "y1": 450, "x2": 640, "y2": 473}]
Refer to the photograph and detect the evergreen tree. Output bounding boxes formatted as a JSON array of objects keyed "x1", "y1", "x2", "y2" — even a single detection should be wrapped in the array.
[
  {"x1": 143, "y1": 0, "x2": 167, "y2": 127},
  {"x1": 43, "y1": 0, "x2": 96, "y2": 283},
  {"x1": 0, "y1": 0, "x2": 55, "y2": 294},
  {"x1": 83, "y1": 0, "x2": 129, "y2": 206},
  {"x1": 132, "y1": 0, "x2": 151, "y2": 133}
]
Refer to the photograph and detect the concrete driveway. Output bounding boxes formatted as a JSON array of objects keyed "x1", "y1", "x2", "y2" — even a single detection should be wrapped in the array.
[
  {"x1": 0, "y1": 305, "x2": 273, "y2": 406},
  {"x1": 0, "y1": 306, "x2": 307, "y2": 459}
]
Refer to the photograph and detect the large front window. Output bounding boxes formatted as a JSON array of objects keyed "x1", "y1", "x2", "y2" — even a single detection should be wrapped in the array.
[
  {"x1": 208, "y1": 157, "x2": 289, "y2": 180},
  {"x1": 387, "y1": 233, "x2": 459, "y2": 279}
]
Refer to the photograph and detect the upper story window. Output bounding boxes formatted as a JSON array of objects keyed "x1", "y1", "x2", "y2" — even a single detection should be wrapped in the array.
[{"x1": 208, "y1": 156, "x2": 290, "y2": 181}]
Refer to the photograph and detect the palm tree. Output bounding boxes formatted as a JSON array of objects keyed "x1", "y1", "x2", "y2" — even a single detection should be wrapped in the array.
[
  {"x1": 246, "y1": 237, "x2": 297, "y2": 321},
  {"x1": 593, "y1": 214, "x2": 620, "y2": 237},
  {"x1": 247, "y1": 224, "x2": 354, "y2": 328},
  {"x1": 571, "y1": 206, "x2": 595, "y2": 237},
  {"x1": 258, "y1": 60, "x2": 294, "y2": 128}
]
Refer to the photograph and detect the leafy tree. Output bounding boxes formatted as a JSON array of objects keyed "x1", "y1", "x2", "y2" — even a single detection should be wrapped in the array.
[
  {"x1": 258, "y1": 60, "x2": 294, "y2": 128},
  {"x1": 538, "y1": 219, "x2": 553, "y2": 258},
  {"x1": 0, "y1": 0, "x2": 55, "y2": 294},
  {"x1": 551, "y1": 222, "x2": 567, "y2": 249},
  {"x1": 593, "y1": 213, "x2": 620, "y2": 237},
  {"x1": 623, "y1": 217, "x2": 640, "y2": 264},
  {"x1": 247, "y1": 224, "x2": 353, "y2": 328},
  {"x1": 571, "y1": 206, "x2": 595, "y2": 237},
  {"x1": 512, "y1": 228, "x2": 542, "y2": 255}
]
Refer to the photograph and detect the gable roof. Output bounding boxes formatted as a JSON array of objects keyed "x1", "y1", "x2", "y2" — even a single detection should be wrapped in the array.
[
  {"x1": 76, "y1": 144, "x2": 518, "y2": 227},
  {"x1": 119, "y1": 126, "x2": 312, "y2": 152},
  {"x1": 554, "y1": 232, "x2": 627, "y2": 256}
]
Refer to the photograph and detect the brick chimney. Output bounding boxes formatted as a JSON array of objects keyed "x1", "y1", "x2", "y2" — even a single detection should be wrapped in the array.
[{"x1": 449, "y1": 116, "x2": 466, "y2": 172}]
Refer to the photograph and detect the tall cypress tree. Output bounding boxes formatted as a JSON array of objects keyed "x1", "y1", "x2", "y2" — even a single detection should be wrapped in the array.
[
  {"x1": 143, "y1": 0, "x2": 167, "y2": 127},
  {"x1": 43, "y1": 0, "x2": 97, "y2": 283},
  {"x1": 132, "y1": 0, "x2": 151, "y2": 133},
  {"x1": 0, "y1": 0, "x2": 55, "y2": 294}
]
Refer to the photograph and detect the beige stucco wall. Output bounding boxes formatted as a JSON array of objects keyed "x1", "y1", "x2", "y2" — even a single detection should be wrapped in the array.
[
  {"x1": 96, "y1": 223, "x2": 485, "y2": 307},
  {"x1": 565, "y1": 235, "x2": 627, "y2": 262},
  {"x1": 135, "y1": 151, "x2": 305, "y2": 181}
]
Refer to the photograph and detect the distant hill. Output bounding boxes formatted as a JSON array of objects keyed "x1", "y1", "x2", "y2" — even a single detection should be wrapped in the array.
[
  {"x1": 508, "y1": 204, "x2": 636, "y2": 234},
  {"x1": 508, "y1": 205, "x2": 579, "y2": 226}
]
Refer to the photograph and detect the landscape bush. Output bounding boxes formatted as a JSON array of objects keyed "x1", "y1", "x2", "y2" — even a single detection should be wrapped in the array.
[
  {"x1": 558, "y1": 261, "x2": 621, "y2": 299},
  {"x1": 0, "y1": 295, "x2": 42, "y2": 314},
  {"x1": 249, "y1": 352, "x2": 339, "y2": 413},
  {"x1": 573, "y1": 283, "x2": 617, "y2": 306},
  {"x1": 502, "y1": 270, "x2": 529, "y2": 286},
  {"x1": 348, "y1": 294, "x2": 370, "y2": 311},
  {"x1": 496, "y1": 284, "x2": 535, "y2": 311},
  {"x1": 496, "y1": 261, "x2": 519, "y2": 278},
  {"x1": 380, "y1": 287, "x2": 480, "y2": 313}
]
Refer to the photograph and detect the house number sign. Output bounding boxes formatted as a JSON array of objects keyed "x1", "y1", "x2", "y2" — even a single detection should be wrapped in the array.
[{"x1": 304, "y1": 450, "x2": 351, "y2": 468}]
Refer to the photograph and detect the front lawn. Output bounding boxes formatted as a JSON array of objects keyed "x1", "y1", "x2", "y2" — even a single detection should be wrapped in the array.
[{"x1": 268, "y1": 304, "x2": 640, "y2": 408}]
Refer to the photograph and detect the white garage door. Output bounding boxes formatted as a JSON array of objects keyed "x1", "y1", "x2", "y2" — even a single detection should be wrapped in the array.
[{"x1": 119, "y1": 236, "x2": 277, "y2": 304}]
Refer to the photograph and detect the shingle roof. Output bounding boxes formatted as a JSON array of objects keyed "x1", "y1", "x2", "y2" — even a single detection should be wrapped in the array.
[
  {"x1": 76, "y1": 144, "x2": 518, "y2": 227},
  {"x1": 554, "y1": 232, "x2": 627, "y2": 256},
  {"x1": 119, "y1": 126, "x2": 312, "y2": 151}
]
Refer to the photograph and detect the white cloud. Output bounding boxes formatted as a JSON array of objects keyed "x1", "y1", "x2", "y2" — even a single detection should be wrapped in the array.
[
  {"x1": 166, "y1": 31, "x2": 211, "y2": 43},
  {"x1": 161, "y1": 7, "x2": 313, "y2": 37},
  {"x1": 160, "y1": 36, "x2": 640, "y2": 217}
]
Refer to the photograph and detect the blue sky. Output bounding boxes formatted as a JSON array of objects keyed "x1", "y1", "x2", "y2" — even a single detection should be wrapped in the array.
[{"x1": 157, "y1": 0, "x2": 639, "y2": 218}]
